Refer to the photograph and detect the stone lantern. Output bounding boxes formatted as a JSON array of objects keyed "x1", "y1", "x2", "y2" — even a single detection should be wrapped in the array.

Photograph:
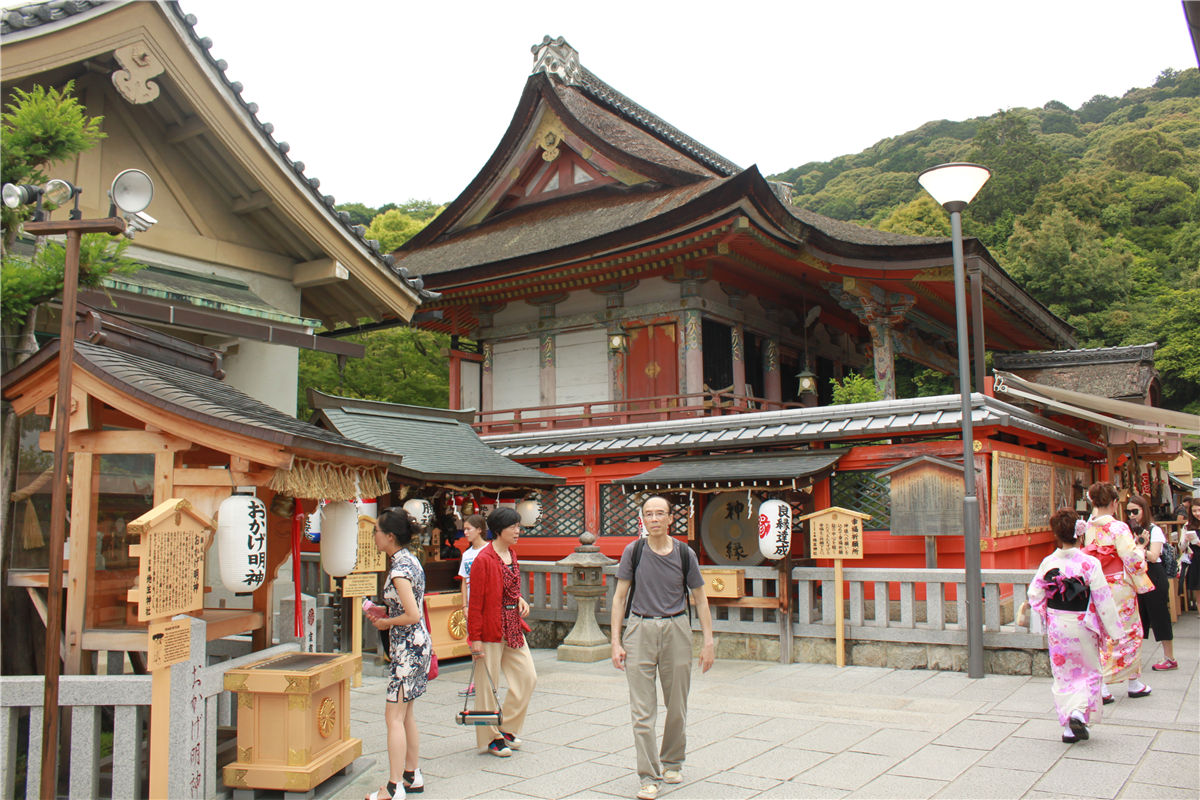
[{"x1": 556, "y1": 531, "x2": 617, "y2": 662}]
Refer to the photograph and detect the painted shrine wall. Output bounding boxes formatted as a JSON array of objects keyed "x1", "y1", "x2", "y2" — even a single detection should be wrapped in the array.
[
  {"x1": 492, "y1": 339, "x2": 540, "y2": 412},
  {"x1": 555, "y1": 329, "x2": 609, "y2": 407},
  {"x1": 461, "y1": 360, "x2": 482, "y2": 411}
]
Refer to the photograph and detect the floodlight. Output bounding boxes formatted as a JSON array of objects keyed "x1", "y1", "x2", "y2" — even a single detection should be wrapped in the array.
[
  {"x1": 2, "y1": 183, "x2": 39, "y2": 208},
  {"x1": 42, "y1": 179, "x2": 78, "y2": 206},
  {"x1": 109, "y1": 169, "x2": 154, "y2": 214}
]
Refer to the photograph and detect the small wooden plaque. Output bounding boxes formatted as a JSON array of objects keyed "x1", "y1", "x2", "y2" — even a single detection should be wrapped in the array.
[
  {"x1": 147, "y1": 619, "x2": 191, "y2": 670},
  {"x1": 341, "y1": 572, "x2": 378, "y2": 598},
  {"x1": 700, "y1": 568, "x2": 745, "y2": 598},
  {"x1": 799, "y1": 507, "x2": 870, "y2": 560},
  {"x1": 126, "y1": 498, "x2": 215, "y2": 621}
]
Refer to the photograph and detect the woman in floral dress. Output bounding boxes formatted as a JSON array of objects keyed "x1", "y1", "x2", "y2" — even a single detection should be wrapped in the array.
[
  {"x1": 367, "y1": 508, "x2": 433, "y2": 799},
  {"x1": 1082, "y1": 482, "x2": 1153, "y2": 703},
  {"x1": 1026, "y1": 509, "x2": 1122, "y2": 742}
]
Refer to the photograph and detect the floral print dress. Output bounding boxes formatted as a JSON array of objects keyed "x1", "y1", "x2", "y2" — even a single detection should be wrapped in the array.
[
  {"x1": 1083, "y1": 514, "x2": 1151, "y2": 683},
  {"x1": 383, "y1": 548, "x2": 432, "y2": 703},
  {"x1": 1027, "y1": 548, "x2": 1122, "y2": 725}
]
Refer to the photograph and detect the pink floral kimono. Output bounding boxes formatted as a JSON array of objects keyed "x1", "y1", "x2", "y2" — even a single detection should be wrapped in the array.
[
  {"x1": 1027, "y1": 548, "x2": 1122, "y2": 725},
  {"x1": 1083, "y1": 514, "x2": 1151, "y2": 684}
]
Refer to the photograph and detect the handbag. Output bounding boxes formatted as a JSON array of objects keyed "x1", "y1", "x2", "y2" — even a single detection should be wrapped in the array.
[
  {"x1": 1161, "y1": 541, "x2": 1179, "y2": 579},
  {"x1": 456, "y1": 659, "x2": 502, "y2": 726},
  {"x1": 423, "y1": 600, "x2": 439, "y2": 680}
]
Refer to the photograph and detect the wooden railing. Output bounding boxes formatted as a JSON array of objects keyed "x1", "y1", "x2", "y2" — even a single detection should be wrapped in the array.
[{"x1": 475, "y1": 391, "x2": 805, "y2": 435}]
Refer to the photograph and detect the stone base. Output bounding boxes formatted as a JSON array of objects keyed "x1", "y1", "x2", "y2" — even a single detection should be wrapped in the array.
[{"x1": 557, "y1": 642, "x2": 612, "y2": 662}]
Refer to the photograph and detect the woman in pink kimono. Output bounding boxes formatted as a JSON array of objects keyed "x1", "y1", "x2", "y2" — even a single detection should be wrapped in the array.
[
  {"x1": 1026, "y1": 509, "x2": 1122, "y2": 742},
  {"x1": 1082, "y1": 482, "x2": 1153, "y2": 703}
]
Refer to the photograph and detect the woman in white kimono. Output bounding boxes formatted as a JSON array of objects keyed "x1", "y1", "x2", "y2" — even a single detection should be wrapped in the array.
[{"x1": 1026, "y1": 509, "x2": 1122, "y2": 743}]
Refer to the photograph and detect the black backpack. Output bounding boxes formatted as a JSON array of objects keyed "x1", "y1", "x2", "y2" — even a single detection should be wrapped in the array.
[{"x1": 622, "y1": 537, "x2": 694, "y2": 623}]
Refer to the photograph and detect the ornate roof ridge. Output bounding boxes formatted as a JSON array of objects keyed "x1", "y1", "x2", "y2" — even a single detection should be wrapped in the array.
[
  {"x1": 993, "y1": 343, "x2": 1158, "y2": 369},
  {"x1": 0, "y1": 0, "x2": 110, "y2": 35},
  {"x1": 528, "y1": 35, "x2": 740, "y2": 177}
]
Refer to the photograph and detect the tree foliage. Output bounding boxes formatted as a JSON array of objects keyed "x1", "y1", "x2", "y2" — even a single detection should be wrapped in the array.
[
  {"x1": 769, "y1": 67, "x2": 1200, "y2": 411},
  {"x1": 830, "y1": 372, "x2": 881, "y2": 405}
]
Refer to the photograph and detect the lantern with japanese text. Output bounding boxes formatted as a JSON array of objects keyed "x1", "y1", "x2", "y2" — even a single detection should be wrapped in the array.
[
  {"x1": 320, "y1": 500, "x2": 358, "y2": 577},
  {"x1": 216, "y1": 493, "x2": 268, "y2": 592},
  {"x1": 402, "y1": 498, "x2": 434, "y2": 528},
  {"x1": 304, "y1": 499, "x2": 325, "y2": 543},
  {"x1": 757, "y1": 499, "x2": 792, "y2": 560},
  {"x1": 516, "y1": 496, "x2": 542, "y2": 527}
]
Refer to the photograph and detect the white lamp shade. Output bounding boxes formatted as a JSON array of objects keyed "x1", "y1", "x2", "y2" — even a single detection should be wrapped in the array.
[
  {"x1": 216, "y1": 494, "x2": 268, "y2": 592},
  {"x1": 320, "y1": 501, "x2": 358, "y2": 577},
  {"x1": 402, "y1": 498, "x2": 433, "y2": 528},
  {"x1": 516, "y1": 498, "x2": 542, "y2": 527},
  {"x1": 917, "y1": 162, "x2": 991, "y2": 207},
  {"x1": 757, "y1": 499, "x2": 792, "y2": 560},
  {"x1": 110, "y1": 168, "x2": 154, "y2": 214}
]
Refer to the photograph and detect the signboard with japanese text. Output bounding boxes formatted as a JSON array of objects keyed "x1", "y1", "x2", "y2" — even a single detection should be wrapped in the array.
[
  {"x1": 353, "y1": 514, "x2": 386, "y2": 573},
  {"x1": 341, "y1": 572, "x2": 378, "y2": 597},
  {"x1": 800, "y1": 507, "x2": 870, "y2": 560},
  {"x1": 147, "y1": 618, "x2": 191, "y2": 670},
  {"x1": 127, "y1": 498, "x2": 214, "y2": 621}
]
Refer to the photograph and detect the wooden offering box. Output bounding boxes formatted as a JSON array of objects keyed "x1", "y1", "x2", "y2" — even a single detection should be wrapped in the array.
[
  {"x1": 426, "y1": 591, "x2": 471, "y2": 659},
  {"x1": 223, "y1": 652, "x2": 362, "y2": 793}
]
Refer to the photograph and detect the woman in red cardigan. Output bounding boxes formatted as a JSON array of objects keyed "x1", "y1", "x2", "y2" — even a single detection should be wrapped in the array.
[{"x1": 467, "y1": 507, "x2": 537, "y2": 757}]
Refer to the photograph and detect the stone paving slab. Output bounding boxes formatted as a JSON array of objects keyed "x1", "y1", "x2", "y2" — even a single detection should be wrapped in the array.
[{"x1": 332, "y1": 620, "x2": 1199, "y2": 799}]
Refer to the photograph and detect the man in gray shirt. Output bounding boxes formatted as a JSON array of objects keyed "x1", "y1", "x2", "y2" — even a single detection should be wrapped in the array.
[{"x1": 611, "y1": 496, "x2": 714, "y2": 800}]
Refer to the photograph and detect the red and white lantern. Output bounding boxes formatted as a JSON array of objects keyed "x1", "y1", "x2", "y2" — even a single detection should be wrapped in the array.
[
  {"x1": 216, "y1": 493, "x2": 268, "y2": 592},
  {"x1": 402, "y1": 498, "x2": 434, "y2": 528},
  {"x1": 320, "y1": 500, "x2": 358, "y2": 577},
  {"x1": 757, "y1": 499, "x2": 792, "y2": 560},
  {"x1": 516, "y1": 497, "x2": 542, "y2": 527}
]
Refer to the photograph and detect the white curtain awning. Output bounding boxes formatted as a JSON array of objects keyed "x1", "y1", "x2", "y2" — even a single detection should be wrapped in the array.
[{"x1": 993, "y1": 371, "x2": 1200, "y2": 438}]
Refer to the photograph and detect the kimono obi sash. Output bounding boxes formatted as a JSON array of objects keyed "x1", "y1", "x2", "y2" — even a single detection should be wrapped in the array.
[
  {"x1": 1041, "y1": 568, "x2": 1090, "y2": 612},
  {"x1": 1081, "y1": 543, "x2": 1123, "y2": 582}
]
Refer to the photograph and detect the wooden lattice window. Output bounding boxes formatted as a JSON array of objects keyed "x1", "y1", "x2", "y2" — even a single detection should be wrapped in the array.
[
  {"x1": 599, "y1": 484, "x2": 689, "y2": 537},
  {"x1": 830, "y1": 471, "x2": 891, "y2": 531},
  {"x1": 521, "y1": 485, "x2": 585, "y2": 537}
]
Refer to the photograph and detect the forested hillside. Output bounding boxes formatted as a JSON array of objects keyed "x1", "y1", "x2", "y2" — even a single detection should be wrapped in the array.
[{"x1": 770, "y1": 67, "x2": 1200, "y2": 414}]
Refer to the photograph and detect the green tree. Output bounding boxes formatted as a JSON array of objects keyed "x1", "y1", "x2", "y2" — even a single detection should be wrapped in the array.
[
  {"x1": 830, "y1": 372, "x2": 881, "y2": 405},
  {"x1": 1107, "y1": 130, "x2": 1187, "y2": 176},
  {"x1": 968, "y1": 111, "x2": 1064, "y2": 227},
  {"x1": 335, "y1": 202, "x2": 377, "y2": 227},
  {"x1": 876, "y1": 195, "x2": 951, "y2": 237},
  {"x1": 364, "y1": 208, "x2": 432, "y2": 252}
]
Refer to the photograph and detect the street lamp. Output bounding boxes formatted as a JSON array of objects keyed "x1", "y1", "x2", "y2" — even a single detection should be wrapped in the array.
[
  {"x1": 5, "y1": 170, "x2": 151, "y2": 798},
  {"x1": 917, "y1": 162, "x2": 990, "y2": 679}
]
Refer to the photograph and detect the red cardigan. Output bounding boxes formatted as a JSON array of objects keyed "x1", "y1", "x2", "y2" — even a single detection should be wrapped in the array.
[{"x1": 466, "y1": 543, "x2": 520, "y2": 643}]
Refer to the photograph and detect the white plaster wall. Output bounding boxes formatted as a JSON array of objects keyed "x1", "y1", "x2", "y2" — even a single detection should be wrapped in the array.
[
  {"x1": 491, "y1": 339, "x2": 540, "y2": 413},
  {"x1": 554, "y1": 290, "x2": 599, "y2": 318},
  {"x1": 460, "y1": 360, "x2": 482, "y2": 412},
  {"x1": 556, "y1": 329, "x2": 609, "y2": 408},
  {"x1": 222, "y1": 340, "x2": 299, "y2": 416},
  {"x1": 492, "y1": 300, "x2": 540, "y2": 328},
  {"x1": 629, "y1": 276, "x2": 683, "y2": 306}
]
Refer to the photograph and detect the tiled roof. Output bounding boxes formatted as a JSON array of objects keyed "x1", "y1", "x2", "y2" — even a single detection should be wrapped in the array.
[
  {"x1": 1, "y1": 0, "x2": 435, "y2": 303},
  {"x1": 612, "y1": 450, "x2": 844, "y2": 490},
  {"x1": 484, "y1": 394, "x2": 1100, "y2": 459},
  {"x1": 309, "y1": 392, "x2": 561, "y2": 487},
  {"x1": 3, "y1": 340, "x2": 391, "y2": 462},
  {"x1": 993, "y1": 343, "x2": 1157, "y2": 370},
  {"x1": 993, "y1": 344, "x2": 1158, "y2": 401}
]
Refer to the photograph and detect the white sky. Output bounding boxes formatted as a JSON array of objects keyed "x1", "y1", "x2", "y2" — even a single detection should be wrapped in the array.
[{"x1": 184, "y1": 0, "x2": 1197, "y2": 208}]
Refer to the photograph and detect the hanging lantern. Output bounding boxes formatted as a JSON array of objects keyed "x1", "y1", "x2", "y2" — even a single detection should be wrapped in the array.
[
  {"x1": 304, "y1": 500, "x2": 325, "y2": 543},
  {"x1": 757, "y1": 499, "x2": 792, "y2": 560},
  {"x1": 516, "y1": 496, "x2": 542, "y2": 527},
  {"x1": 216, "y1": 493, "x2": 268, "y2": 592},
  {"x1": 320, "y1": 500, "x2": 358, "y2": 577},
  {"x1": 402, "y1": 498, "x2": 434, "y2": 528}
]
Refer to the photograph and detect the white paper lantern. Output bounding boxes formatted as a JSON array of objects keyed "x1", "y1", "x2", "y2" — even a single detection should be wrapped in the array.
[
  {"x1": 757, "y1": 499, "x2": 792, "y2": 560},
  {"x1": 217, "y1": 494, "x2": 268, "y2": 592},
  {"x1": 402, "y1": 498, "x2": 433, "y2": 528},
  {"x1": 304, "y1": 500, "x2": 325, "y2": 543},
  {"x1": 516, "y1": 498, "x2": 542, "y2": 527},
  {"x1": 320, "y1": 501, "x2": 358, "y2": 577}
]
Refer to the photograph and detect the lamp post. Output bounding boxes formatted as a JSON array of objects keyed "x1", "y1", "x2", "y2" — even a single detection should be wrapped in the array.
[
  {"x1": 917, "y1": 162, "x2": 991, "y2": 679},
  {"x1": 4, "y1": 170, "x2": 152, "y2": 797}
]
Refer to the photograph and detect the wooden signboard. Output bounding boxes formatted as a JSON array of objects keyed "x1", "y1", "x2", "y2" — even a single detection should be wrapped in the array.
[
  {"x1": 347, "y1": 514, "x2": 384, "y2": 687},
  {"x1": 797, "y1": 507, "x2": 871, "y2": 668},
  {"x1": 991, "y1": 453, "x2": 1083, "y2": 536},
  {"x1": 126, "y1": 498, "x2": 215, "y2": 621},
  {"x1": 341, "y1": 573, "x2": 377, "y2": 598},
  {"x1": 147, "y1": 619, "x2": 191, "y2": 671},
  {"x1": 353, "y1": 514, "x2": 386, "y2": 572}
]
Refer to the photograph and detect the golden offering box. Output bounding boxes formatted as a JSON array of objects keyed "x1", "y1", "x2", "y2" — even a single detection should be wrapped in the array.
[
  {"x1": 700, "y1": 568, "x2": 745, "y2": 599},
  {"x1": 425, "y1": 591, "x2": 472, "y2": 659},
  {"x1": 222, "y1": 651, "x2": 362, "y2": 793}
]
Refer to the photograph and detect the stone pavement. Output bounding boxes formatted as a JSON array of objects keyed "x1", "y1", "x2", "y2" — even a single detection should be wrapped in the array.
[{"x1": 334, "y1": 618, "x2": 1198, "y2": 800}]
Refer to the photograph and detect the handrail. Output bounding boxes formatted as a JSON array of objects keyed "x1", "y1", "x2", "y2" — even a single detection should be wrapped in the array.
[{"x1": 474, "y1": 391, "x2": 805, "y2": 434}]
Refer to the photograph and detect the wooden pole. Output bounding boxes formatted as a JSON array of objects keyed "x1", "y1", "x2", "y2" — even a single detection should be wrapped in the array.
[
  {"x1": 834, "y1": 558, "x2": 845, "y2": 667},
  {"x1": 25, "y1": 217, "x2": 125, "y2": 798},
  {"x1": 148, "y1": 635, "x2": 172, "y2": 800},
  {"x1": 351, "y1": 607, "x2": 363, "y2": 688}
]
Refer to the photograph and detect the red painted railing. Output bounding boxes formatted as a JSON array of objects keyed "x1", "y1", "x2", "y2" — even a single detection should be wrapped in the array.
[{"x1": 473, "y1": 391, "x2": 806, "y2": 435}]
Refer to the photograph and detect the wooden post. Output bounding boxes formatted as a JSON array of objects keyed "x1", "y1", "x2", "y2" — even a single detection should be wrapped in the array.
[
  {"x1": 148, "y1": 621, "x2": 174, "y2": 800},
  {"x1": 778, "y1": 556, "x2": 793, "y2": 665},
  {"x1": 351, "y1": 609, "x2": 363, "y2": 687},
  {"x1": 834, "y1": 558, "x2": 845, "y2": 667}
]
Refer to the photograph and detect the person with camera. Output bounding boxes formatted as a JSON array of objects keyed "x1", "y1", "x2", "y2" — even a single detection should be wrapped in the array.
[{"x1": 1125, "y1": 494, "x2": 1176, "y2": 671}]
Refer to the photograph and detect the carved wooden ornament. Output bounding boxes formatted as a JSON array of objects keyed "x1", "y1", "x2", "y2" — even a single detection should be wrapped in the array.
[{"x1": 112, "y1": 43, "x2": 164, "y2": 104}]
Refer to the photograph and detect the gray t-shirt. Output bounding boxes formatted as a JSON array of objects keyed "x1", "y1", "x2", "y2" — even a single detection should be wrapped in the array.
[{"x1": 617, "y1": 537, "x2": 703, "y2": 617}]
